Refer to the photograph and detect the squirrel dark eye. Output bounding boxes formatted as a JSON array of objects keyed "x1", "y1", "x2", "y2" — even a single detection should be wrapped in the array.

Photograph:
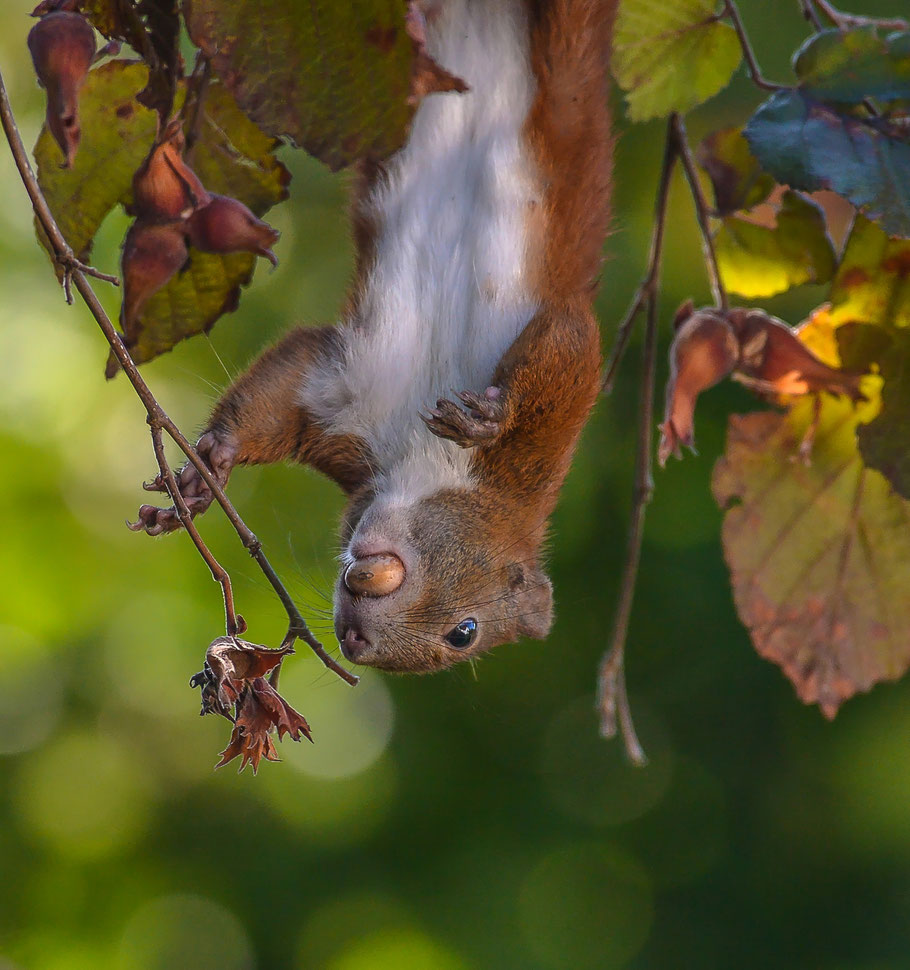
[{"x1": 445, "y1": 618, "x2": 477, "y2": 649}]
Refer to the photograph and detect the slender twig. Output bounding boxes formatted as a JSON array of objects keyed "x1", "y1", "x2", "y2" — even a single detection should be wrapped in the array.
[
  {"x1": 0, "y1": 65, "x2": 358, "y2": 688},
  {"x1": 722, "y1": 1, "x2": 785, "y2": 91},
  {"x1": 596, "y1": 283, "x2": 658, "y2": 766},
  {"x1": 671, "y1": 114, "x2": 728, "y2": 311},
  {"x1": 148, "y1": 420, "x2": 245, "y2": 637},
  {"x1": 602, "y1": 117, "x2": 678, "y2": 393},
  {"x1": 182, "y1": 54, "x2": 212, "y2": 156},
  {"x1": 813, "y1": 0, "x2": 907, "y2": 30},
  {"x1": 800, "y1": 0, "x2": 824, "y2": 30}
]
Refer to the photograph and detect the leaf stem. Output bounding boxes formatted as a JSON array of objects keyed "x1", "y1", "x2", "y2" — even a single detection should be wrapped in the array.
[
  {"x1": 0, "y1": 64, "x2": 358, "y2": 688},
  {"x1": 671, "y1": 114, "x2": 728, "y2": 311},
  {"x1": 722, "y1": 1, "x2": 786, "y2": 92},
  {"x1": 812, "y1": 0, "x2": 908, "y2": 30}
]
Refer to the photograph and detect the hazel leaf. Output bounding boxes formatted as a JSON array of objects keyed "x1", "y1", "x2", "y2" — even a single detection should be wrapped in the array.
[
  {"x1": 697, "y1": 126, "x2": 775, "y2": 217},
  {"x1": 714, "y1": 190, "x2": 836, "y2": 298},
  {"x1": 35, "y1": 60, "x2": 156, "y2": 264},
  {"x1": 745, "y1": 89, "x2": 910, "y2": 238},
  {"x1": 794, "y1": 27, "x2": 910, "y2": 105},
  {"x1": 712, "y1": 394, "x2": 910, "y2": 718},
  {"x1": 612, "y1": 0, "x2": 741, "y2": 122},
  {"x1": 184, "y1": 0, "x2": 421, "y2": 170}
]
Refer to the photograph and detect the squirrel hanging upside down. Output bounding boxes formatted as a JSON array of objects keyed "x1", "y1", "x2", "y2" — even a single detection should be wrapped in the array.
[{"x1": 134, "y1": 0, "x2": 617, "y2": 674}]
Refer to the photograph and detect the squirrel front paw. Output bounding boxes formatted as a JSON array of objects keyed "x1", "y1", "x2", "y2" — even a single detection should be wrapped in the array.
[
  {"x1": 129, "y1": 430, "x2": 236, "y2": 535},
  {"x1": 421, "y1": 386, "x2": 505, "y2": 448}
]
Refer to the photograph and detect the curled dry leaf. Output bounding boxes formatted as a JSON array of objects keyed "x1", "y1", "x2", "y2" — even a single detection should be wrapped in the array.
[
  {"x1": 405, "y1": 1, "x2": 469, "y2": 105},
  {"x1": 28, "y1": 10, "x2": 96, "y2": 167},
  {"x1": 659, "y1": 304, "x2": 866, "y2": 466},
  {"x1": 192, "y1": 637, "x2": 312, "y2": 774}
]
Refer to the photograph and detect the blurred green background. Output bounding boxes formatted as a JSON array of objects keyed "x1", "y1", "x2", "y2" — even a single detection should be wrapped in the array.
[{"x1": 3, "y1": 2, "x2": 910, "y2": 968}]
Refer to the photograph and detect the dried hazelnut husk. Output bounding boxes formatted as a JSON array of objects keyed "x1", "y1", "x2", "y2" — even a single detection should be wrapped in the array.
[
  {"x1": 27, "y1": 11, "x2": 96, "y2": 167},
  {"x1": 186, "y1": 194, "x2": 280, "y2": 266},
  {"x1": 120, "y1": 221, "x2": 188, "y2": 331},
  {"x1": 132, "y1": 120, "x2": 210, "y2": 222}
]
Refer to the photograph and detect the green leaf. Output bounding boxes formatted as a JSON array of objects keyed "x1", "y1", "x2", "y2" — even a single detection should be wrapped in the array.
[
  {"x1": 745, "y1": 90, "x2": 910, "y2": 237},
  {"x1": 714, "y1": 190, "x2": 835, "y2": 298},
  {"x1": 612, "y1": 0, "x2": 741, "y2": 122},
  {"x1": 857, "y1": 329, "x2": 910, "y2": 498},
  {"x1": 184, "y1": 0, "x2": 416, "y2": 170},
  {"x1": 795, "y1": 27, "x2": 910, "y2": 104},
  {"x1": 697, "y1": 126, "x2": 775, "y2": 216},
  {"x1": 712, "y1": 394, "x2": 910, "y2": 718},
  {"x1": 826, "y1": 216, "x2": 910, "y2": 331},
  {"x1": 35, "y1": 61, "x2": 157, "y2": 263}
]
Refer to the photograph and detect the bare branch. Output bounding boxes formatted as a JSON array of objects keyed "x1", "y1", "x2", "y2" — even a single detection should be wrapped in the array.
[
  {"x1": 722, "y1": 1, "x2": 786, "y2": 91},
  {"x1": 602, "y1": 116, "x2": 678, "y2": 394},
  {"x1": 671, "y1": 114, "x2": 728, "y2": 311},
  {"x1": 813, "y1": 0, "x2": 907, "y2": 30},
  {"x1": 0, "y1": 65, "x2": 358, "y2": 688},
  {"x1": 596, "y1": 283, "x2": 658, "y2": 767},
  {"x1": 146, "y1": 419, "x2": 245, "y2": 638}
]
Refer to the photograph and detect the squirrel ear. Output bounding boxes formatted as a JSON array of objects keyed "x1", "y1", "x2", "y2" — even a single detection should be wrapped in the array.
[{"x1": 509, "y1": 565, "x2": 553, "y2": 641}]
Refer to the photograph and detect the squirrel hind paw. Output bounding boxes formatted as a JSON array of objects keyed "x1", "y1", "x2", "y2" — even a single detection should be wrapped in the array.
[{"x1": 420, "y1": 389, "x2": 504, "y2": 448}]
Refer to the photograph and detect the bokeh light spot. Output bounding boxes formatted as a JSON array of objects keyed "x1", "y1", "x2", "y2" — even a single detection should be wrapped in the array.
[
  {"x1": 518, "y1": 843, "x2": 653, "y2": 969},
  {"x1": 326, "y1": 927, "x2": 470, "y2": 970},
  {"x1": 13, "y1": 730, "x2": 151, "y2": 860},
  {"x1": 116, "y1": 894, "x2": 254, "y2": 970},
  {"x1": 539, "y1": 695, "x2": 674, "y2": 826},
  {"x1": 0, "y1": 626, "x2": 63, "y2": 756}
]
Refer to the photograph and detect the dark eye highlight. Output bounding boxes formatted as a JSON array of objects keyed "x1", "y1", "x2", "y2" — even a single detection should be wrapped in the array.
[{"x1": 445, "y1": 618, "x2": 477, "y2": 649}]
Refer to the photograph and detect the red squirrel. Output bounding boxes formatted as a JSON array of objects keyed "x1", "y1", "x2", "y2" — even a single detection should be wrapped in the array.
[{"x1": 134, "y1": 0, "x2": 616, "y2": 673}]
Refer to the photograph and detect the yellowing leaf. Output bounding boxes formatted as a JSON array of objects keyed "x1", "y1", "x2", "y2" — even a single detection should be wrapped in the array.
[
  {"x1": 712, "y1": 395, "x2": 910, "y2": 718},
  {"x1": 613, "y1": 0, "x2": 741, "y2": 122},
  {"x1": 715, "y1": 191, "x2": 836, "y2": 299},
  {"x1": 35, "y1": 61, "x2": 156, "y2": 264}
]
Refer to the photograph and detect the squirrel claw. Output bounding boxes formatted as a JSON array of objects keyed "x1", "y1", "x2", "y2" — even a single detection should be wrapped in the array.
[
  {"x1": 130, "y1": 431, "x2": 236, "y2": 535},
  {"x1": 421, "y1": 386, "x2": 504, "y2": 448}
]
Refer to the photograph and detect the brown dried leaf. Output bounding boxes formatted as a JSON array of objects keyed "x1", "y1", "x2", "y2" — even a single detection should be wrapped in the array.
[
  {"x1": 712, "y1": 395, "x2": 910, "y2": 718},
  {"x1": 194, "y1": 638, "x2": 312, "y2": 773},
  {"x1": 405, "y1": 2, "x2": 468, "y2": 105}
]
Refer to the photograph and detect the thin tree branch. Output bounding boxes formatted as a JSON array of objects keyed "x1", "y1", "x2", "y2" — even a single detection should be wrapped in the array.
[
  {"x1": 148, "y1": 419, "x2": 245, "y2": 637},
  {"x1": 596, "y1": 284, "x2": 658, "y2": 767},
  {"x1": 671, "y1": 114, "x2": 728, "y2": 311},
  {"x1": 602, "y1": 116, "x2": 678, "y2": 394},
  {"x1": 813, "y1": 0, "x2": 907, "y2": 30},
  {"x1": 0, "y1": 65, "x2": 358, "y2": 688},
  {"x1": 800, "y1": 0, "x2": 824, "y2": 30},
  {"x1": 721, "y1": 1, "x2": 785, "y2": 91}
]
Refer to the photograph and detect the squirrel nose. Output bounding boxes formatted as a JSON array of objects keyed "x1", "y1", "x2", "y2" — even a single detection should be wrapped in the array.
[
  {"x1": 344, "y1": 553, "x2": 405, "y2": 597},
  {"x1": 341, "y1": 626, "x2": 371, "y2": 662}
]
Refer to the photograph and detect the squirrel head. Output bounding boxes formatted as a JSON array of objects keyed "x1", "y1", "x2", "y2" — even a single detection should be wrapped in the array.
[{"x1": 333, "y1": 488, "x2": 553, "y2": 673}]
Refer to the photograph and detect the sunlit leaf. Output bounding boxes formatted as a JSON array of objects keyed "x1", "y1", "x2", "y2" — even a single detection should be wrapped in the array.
[
  {"x1": 715, "y1": 190, "x2": 836, "y2": 298},
  {"x1": 184, "y1": 0, "x2": 417, "y2": 170},
  {"x1": 795, "y1": 27, "x2": 910, "y2": 105},
  {"x1": 697, "y1": 126, "x2": 775, "y2": 216},
  {"x1": 613, "y1": 0, "x2": 741, "y2": 122},
  {"x1": 712, "y1": 395, "x2": 910, "y2": 718},
  {"x1": 745, "y1": 90, "x2": 910, "y2": 237},
  {"x1": 826, "y1": 216, "x2": 910, "y2": 330}
]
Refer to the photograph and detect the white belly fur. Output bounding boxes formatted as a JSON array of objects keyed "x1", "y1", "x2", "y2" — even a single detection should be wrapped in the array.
[{"x1": 300, "y1": 0, "x2": 540, "y2": 503}]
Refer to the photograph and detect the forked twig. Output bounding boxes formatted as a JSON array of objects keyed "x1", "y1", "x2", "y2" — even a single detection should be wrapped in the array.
[
  {"x1": 0, "y1": 65, "x2": 358, "y2": 688},
  {"x1": 671, "y1": 114, "x2": 728, "y2": 311},
  {"x1": 722, "y1": 1, "x2": 785, "y2": 92},
  {"x1": 813, "y1": 0, "x2": 908, "y2": 30}
]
